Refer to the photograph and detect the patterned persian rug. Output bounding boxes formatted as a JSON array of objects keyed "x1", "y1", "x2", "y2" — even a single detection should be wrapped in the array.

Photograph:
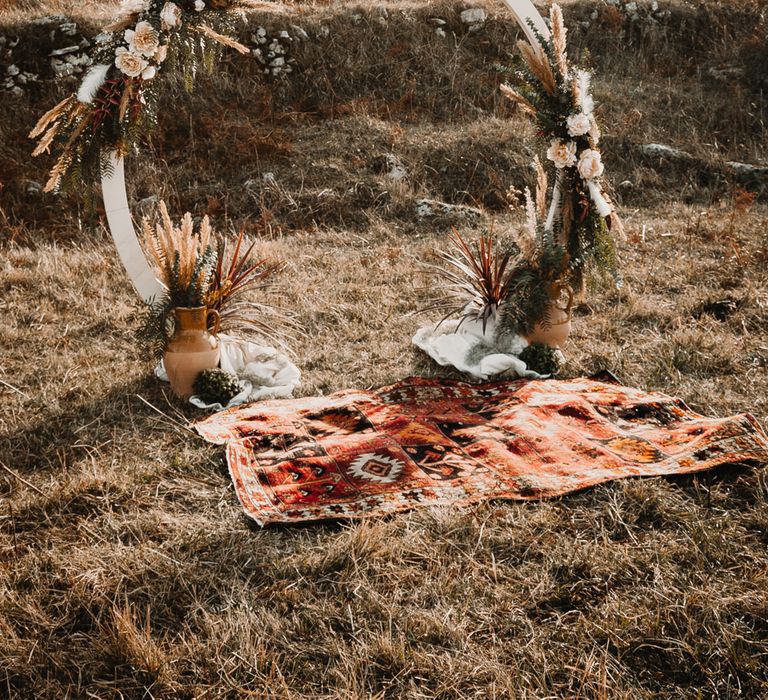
[{"x1": 195, "y1": 375, "x2": 768, "y2": 526}]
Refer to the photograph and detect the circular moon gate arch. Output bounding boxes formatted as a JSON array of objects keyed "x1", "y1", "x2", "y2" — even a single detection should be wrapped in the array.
[{"x1": 101, "y1": 0, "x2": 551, "y2": 303}]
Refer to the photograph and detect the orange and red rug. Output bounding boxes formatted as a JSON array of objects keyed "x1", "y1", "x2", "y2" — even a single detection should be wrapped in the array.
[{"x1": 195, "y1": 376, "x2": 768, "y2": 526}]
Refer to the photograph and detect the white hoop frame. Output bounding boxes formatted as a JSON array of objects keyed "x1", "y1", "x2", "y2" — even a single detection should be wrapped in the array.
[{"x1": 101, "y1": 0, "x2": 550, "y2": 302}]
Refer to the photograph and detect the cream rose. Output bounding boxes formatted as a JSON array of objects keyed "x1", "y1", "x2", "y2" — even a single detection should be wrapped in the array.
[
  {"x1": 115, "y1": 46, "x2": 147, "y2": 77},
  {"x1": 125, "y1": 21, "x2": 159, "y2": 58},
  {"x1": 154, "y1": 44, "x2": 168, "y2": 64},
  {"x1": 546, "y1": 139, "x2": 577, "y2": 169},
  {"x1": 160, "y1": 2, "x2": 182, "y2": 30},
  {"x1": 194, "y1": 0, "x2": 206, "y2": 10},
  {"x1": 566, "y1": 113, "x2": 591, "y2": 138},
  {"x1": 577, "y1": 148, "x2": 605, "y2": 180}
]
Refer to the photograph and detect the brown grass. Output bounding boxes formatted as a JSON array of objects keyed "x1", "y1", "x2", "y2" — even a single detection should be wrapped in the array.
[{"x1": 2, "y1": 1, "x2": 768, "y2": 697}]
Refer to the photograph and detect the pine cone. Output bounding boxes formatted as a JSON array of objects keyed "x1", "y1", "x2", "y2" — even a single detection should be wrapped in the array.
[
  {"x1": 519, "y1": 342, "x2": 561, "y2": 376},
  {"x1": 193, "y1": 368, "x2": 242, "y2": 405}
]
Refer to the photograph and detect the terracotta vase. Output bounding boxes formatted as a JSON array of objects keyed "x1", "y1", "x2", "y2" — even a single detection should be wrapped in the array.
[
  {"x1": 163, "y1": 306, "x2": 221, "y2": 399},
  {"x1": 524, "y1": 283, "x2": 574, "y2": 348}
]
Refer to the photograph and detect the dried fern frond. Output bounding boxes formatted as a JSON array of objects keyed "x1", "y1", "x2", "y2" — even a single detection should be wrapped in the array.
[
  {"x1": 195, "y1": 24, "x2": 250, "y2": 54},
  {"x1": 29, "y1": 95, "x2": 75, "y2": 139},
  {"x1": 517, "y1": 40, "x2": 556, "y2": 96},
  {"x1": 499, "y1": 84, "x2": 538, "y2": 117},
  {"x1": 44, "y1": 152, "x2": 74, "y2": 193},
  {"x1": 142, "y1": 201, "x2": 216, "y2": 307},
  {"x1": 118, "y1": 80, "x2": 134, "y2": 123},
  {"x1": 31, "y1": 122, "x2": 60, "y2": 157},
  {"x1": 550, "y1": 4, "x2": 569, "y2": 79}
]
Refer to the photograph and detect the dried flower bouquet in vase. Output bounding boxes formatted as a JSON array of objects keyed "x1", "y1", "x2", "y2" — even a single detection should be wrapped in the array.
[
  {"x1": 414, "y1": 4, "x2": 623, "y2": 379},
  {"x1": 142, "y1": 202, "x2": 221, "y2": 398},
  {"x1": 140, "y1": 201, "x2": 294, "y2": 400}
]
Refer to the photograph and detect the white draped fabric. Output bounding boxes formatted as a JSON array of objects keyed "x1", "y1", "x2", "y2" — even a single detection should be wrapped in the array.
[{"x1": 412, "y1": 316, "x2": 547, "y2": 381}]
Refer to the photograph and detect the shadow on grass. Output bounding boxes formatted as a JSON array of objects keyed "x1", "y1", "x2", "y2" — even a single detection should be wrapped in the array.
[{"x1": 0, "y1": 374, "x2": 209, "y2": 475}]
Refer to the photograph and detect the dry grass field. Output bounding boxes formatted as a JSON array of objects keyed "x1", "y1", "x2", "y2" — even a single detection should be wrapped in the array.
[{"x1": 1, "y1": 0, "x2": 768, "y2": 697}]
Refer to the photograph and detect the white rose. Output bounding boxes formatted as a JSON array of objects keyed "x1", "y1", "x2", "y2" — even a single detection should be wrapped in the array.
[
  {"x1": 566, "y1": 113, "x2": 591, "y2": 137},
  {"x1": 194, "y1": 0, "x2": 205, "y2": 10},
  {"x1": 114, "y1": 46, "x2": 148, "y2": 77},
  {"x1": 546, "y1": 139, "x2": 577, "y2": 169},
  {"x1": 124, "y1": 21, "x2": 159, "y2": 58},
  {"x1": 577, "y1": 148, "x2": 605, "y2": 180},
  {"x1": 142, "y1": 65, "x2": 157, "y2": 80},
  {"x1": 160, "y1": 2, "x2": 182, "y2": 30},
  {"x1": 154, "y1": 44, "x2": 168, "y2": 63}
]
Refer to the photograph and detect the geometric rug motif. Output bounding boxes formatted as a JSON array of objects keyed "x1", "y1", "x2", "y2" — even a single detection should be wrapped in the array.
[{"x1": 194, "y1": 375, "x2": 768, "y2": 526}]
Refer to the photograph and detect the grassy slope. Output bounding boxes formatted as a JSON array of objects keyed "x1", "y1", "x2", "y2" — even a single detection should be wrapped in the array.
[{"x1": 1, "y1": 1, "x2": 768, "y2": 697}]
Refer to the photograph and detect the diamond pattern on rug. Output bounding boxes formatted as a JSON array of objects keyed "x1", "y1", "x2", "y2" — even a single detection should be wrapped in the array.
[{"x1": 195, "y1": 376, "x2": 768, "y2": 526}]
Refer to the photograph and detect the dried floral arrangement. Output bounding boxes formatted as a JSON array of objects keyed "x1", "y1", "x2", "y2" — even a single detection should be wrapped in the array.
[
  {"x1": 423, "y1": 4, "x2": 622, "y2": 355},
  {"x1": 139, "y1": 201, "x2": 292, "y2": 357},
  {"x1": 29, "y1": 0, "x2": 269, "y2": 193}
]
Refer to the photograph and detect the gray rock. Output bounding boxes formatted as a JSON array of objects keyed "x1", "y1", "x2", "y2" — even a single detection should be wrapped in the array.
[
  {"x1": 31, "y1": 14, "x2": 68, "y2": 26},
  {"x1": 708, "y1": 66, "x2": 744, "y2": 81},
  {"x1": 416, "y1": 198, "x2": 482, "y2": 220},
  {"x1": 50, "y1": 59, "x2": 76, "y2": 78},
  {"x1": 460, "y1": 8, "x2": 487, "y2": 25},
  {"x1": 726, "y1": 161, "x2": 768, "y2": 177},
  {"x1": 640, "y1": 143, "x2": 690, "y2": 159},
  {"x1": 384, "y1": 155, "x2": 407, "y2": 182}
]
